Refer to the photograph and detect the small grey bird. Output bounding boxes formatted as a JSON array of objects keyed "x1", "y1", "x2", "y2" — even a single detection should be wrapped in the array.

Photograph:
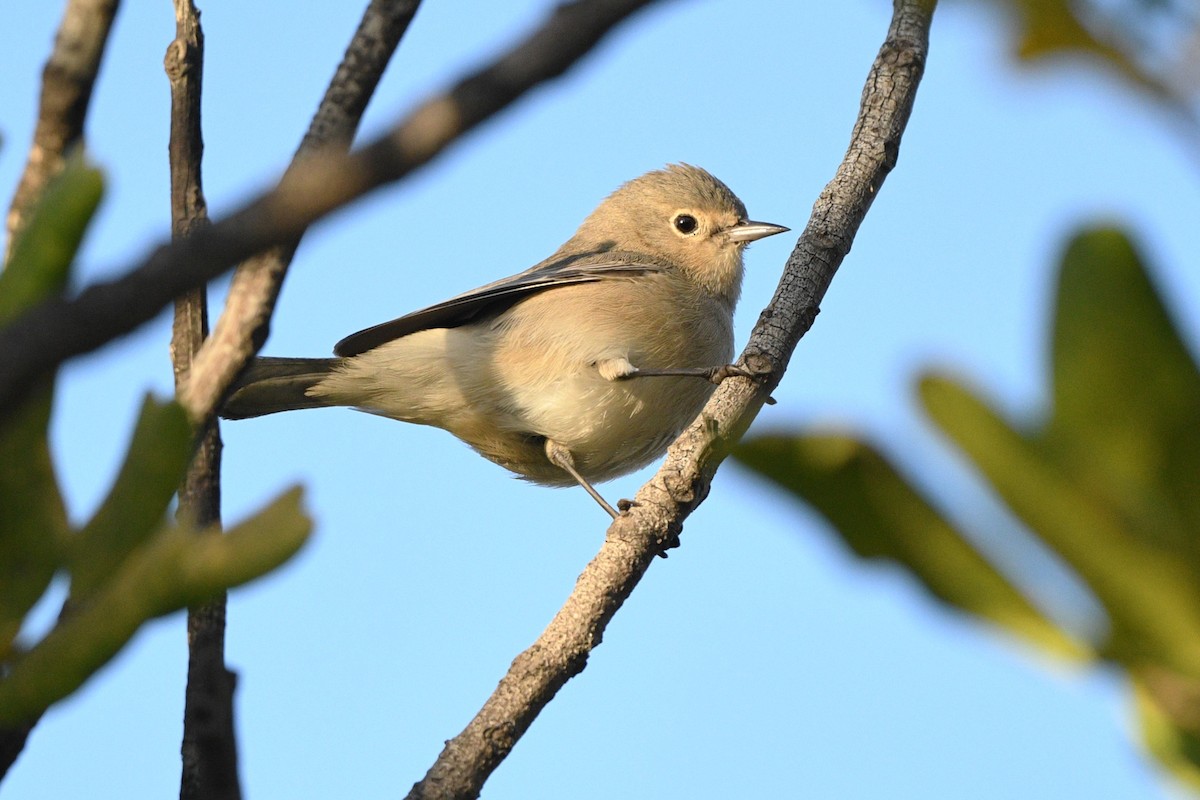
[{"x1": 222, "y1": 164, "x2": 788, "y2": 516}]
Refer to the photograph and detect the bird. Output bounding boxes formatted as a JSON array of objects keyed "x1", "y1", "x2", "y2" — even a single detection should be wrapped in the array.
[{"x1": 221, "y1": 164, "x2": 788, "y2": 516}]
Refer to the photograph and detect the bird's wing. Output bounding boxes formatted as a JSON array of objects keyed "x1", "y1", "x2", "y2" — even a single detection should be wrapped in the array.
[{"x1": 333, "y1": 251, "x2": 670, "y2": 357}]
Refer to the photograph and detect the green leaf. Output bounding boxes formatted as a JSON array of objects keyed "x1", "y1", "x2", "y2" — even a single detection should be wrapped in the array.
[
  {"x1": 991, "y1": 0, "x2": 1175, "y2": 101},
  {"x1": 920, "y1": 372, "x2": 1200, "y2": 675},
  {"x1": 733, "y1": 433, "x2": 1088, "y2": 660},
  {"x1": 1046, "y1": 227, "x2": 1200, "y2": 556},
  {"x1": 0, "y1": 487, "x2": 311, "y2": 726},
  {"x1": 1133, "y1": 672, "x2": 1200, "y2": 791},
  {"x1": 0, "y1": 155, "x2": 104, "y2": 659},
  {"x1": 69, "y1": 397, "x2": 194, "y2": 600},
  {"x1": 0, "y1": 387, "x2": 67, "y2": 660},
  {"x1": 0, "y1": 152, "x2": 104, "y2": 323}
]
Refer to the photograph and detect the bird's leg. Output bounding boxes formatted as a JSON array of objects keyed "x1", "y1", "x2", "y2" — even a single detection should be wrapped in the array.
[
  {"x1": 628, "y1": 364, "x2": 753, "y2": 384},
  {"x1": 544, "y1": 439, "x2": 619, "y2": 518},
  {"x1": 596, "y1": 356, "x2": 753, "y2": 386}
]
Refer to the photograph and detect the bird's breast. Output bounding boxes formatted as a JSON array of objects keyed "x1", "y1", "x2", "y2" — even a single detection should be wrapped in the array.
[{"x1": 490, "y1": 276, "x2": 734, "y2": 482}]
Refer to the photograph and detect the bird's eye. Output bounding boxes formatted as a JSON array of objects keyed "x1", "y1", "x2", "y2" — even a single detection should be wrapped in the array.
[{"x1": 673, "y1": 214, "x2": 698, "y2": 235}]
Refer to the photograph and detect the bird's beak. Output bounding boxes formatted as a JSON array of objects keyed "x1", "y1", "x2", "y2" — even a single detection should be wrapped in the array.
[{"x1": 727, "y1": 219, "x2": 790, "y2": 244}]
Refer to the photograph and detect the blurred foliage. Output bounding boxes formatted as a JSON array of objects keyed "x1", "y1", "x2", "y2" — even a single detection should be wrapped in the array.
[
  {"x1": 736, "y1": 2, "x2": 1200, "y2": 788},
  {"x1": 734, "y1": 227, "x2": 1200, "y2": 789},
  {"x1": 974, "y1": 0, "x2": 1200, "y2": 120},
  {"x1": 0, "y1": 156, "x2": 312, "y2": 727}
]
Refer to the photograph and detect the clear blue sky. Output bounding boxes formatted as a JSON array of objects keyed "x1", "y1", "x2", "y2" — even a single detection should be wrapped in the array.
[{"x1": 3, "y1": 1, "x2": 1197, "y2": 797}]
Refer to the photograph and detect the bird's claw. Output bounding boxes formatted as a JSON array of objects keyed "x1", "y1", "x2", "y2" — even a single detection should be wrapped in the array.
[
  {"x1": 707, "y1": 364, "x2": 752, "y2": 384},
  {"x1": 654, "y1": 530, "x2": 682, "y2": 558}
]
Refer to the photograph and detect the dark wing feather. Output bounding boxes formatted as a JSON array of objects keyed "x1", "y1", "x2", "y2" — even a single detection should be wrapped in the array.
[{"x1": 333, "y1": 251, "x2": 669, "y2": 356}]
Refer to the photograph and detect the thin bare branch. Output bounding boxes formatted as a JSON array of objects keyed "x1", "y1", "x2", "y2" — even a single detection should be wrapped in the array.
[
  {"x1": 162, "y1": 3, "x2": 240, "y2": 799},
  {"x1": 3, "y1": 0, "x2": 121, "y2": 265},
  {"x1": 403, "y1": 2, "x2": 937, "y2": 797},
  {"x1": 179, "y1": 0, "x2": 423, "y2": 421}
]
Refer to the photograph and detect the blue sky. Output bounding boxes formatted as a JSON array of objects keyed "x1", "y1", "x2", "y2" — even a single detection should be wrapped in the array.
[{"x1": 3, "y1": 1, "x2": 1198, "y2": 798}]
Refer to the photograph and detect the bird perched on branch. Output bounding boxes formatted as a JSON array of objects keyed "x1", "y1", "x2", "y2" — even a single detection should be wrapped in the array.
[{"x1": 222, "y1": 164, "x2": 788, "y2": 516}]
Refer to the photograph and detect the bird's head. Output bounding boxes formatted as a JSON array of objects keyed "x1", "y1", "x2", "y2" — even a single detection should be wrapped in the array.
[{"x1": 573, "y1": 164, "x2": 789, "y2": 306}]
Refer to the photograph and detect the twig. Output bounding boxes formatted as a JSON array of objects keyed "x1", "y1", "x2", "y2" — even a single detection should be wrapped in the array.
[
  {"x1": 178, "y1": 0, "x2": 423, "y2": 421},
  {"x1": 0, "y1": 0, "x2": 662, "y2": 416},
  {"x1": 3, "y1": 0, "x2": 121, "y2": 265},
  {"x1": 403, "y1": 2, "x2": 937, "y2": 798},
  {"x1": 163, "y1": 3, "x2": 241, "y2": 799}
]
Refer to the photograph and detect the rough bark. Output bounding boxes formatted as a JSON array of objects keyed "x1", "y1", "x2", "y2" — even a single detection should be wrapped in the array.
[
  {"x1": 163, "y1": 3, "x2": 241, "y2": 799},
  {"x1": 3, "y1": 0, "x2": 120, "y2": 265}
]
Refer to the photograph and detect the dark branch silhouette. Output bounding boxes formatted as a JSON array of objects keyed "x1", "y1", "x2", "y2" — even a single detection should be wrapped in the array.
[{"x1": 163, "y1": 2, "x2": 239, "y2": 799}]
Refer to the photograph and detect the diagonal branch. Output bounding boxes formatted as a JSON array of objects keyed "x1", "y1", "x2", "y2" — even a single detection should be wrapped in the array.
[
  {"x1": 3, "y1": 0, "x2": 121, "y2": 265},
  {"x1": 403, "y1": 2, "x2": 937, "y2": 798},
  {"x1": 0, "y1": 0, "x2": 664, "y2": 417},
  {"x1": 178, "y1": 0, "x2": 423, "y2": 421}
]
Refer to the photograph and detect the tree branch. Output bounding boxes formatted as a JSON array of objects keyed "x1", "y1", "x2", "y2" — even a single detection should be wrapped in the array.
[
  {"x1": 178, "y1": 0, "x2": 423, "y2": 421},
  {"x1": 0, "y1": 0, "x2": 663, "y2": 417},
  {"x1": 162, "y1": 3, "x2": 241, "y2": 799},
  {"x1": 403, "y1": 2, "x2": 937, "y2": 798},
  {"x1": 3, "y1": 0, "x2": 121, "y2": 265}
]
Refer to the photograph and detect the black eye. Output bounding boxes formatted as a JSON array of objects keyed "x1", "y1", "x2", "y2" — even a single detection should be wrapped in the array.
[{"x1": 673, "y1": 214, "x2": 698, "y2": 234}]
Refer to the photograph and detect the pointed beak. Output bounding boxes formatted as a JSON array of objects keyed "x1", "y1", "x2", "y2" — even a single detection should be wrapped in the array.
[{"x1": 727, "y1": 219, "x2": 790, "y2": 244}]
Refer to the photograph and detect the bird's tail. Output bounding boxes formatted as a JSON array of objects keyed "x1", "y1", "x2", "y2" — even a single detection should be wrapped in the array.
[{"x1": 221, "y1": 357, "x2": 340, "y2": 419}]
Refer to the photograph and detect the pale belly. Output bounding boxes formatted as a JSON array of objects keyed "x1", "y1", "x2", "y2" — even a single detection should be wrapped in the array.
[{"x1": 482, "y1": 278, "x2": 734, "y2": 484}]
